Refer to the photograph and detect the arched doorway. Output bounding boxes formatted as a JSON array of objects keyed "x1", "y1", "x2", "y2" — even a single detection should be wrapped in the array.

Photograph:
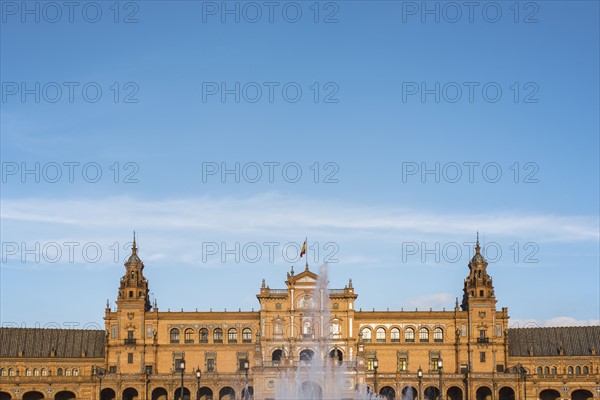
[
  {"x1": 380, "y1": 386, "x2": 396, "y2": 400},
  {"x1": 23, "y1": 392, "x2": 44, "y2": 400},
  {"x1": 0, "y1": 392, "x2": 11, "y2": 400},
  {"x1": 300, "y1": 349, "x2": 315, "y2": 363},
  {"x1": 219, "y1": 387, "x2": 235, "y2": 400},
  {"x1": 447, "y1": 386, "x2": 463, "y2": 400},
  {"x1": 476, "y1": 387, "x2": 492, "y2": 400},
  {"x1": 175, "y1": 387, "x2": 190, "y2": 400},
  {"x1": 151, "y1": 387, "x2": 168, "y2": 400},
  {"x1": 241, "y1": 387, "x2": 254, "y2": 400},
  {"x1": 499, "y1": 387, "x2": 515, "y2": 400},
  {"x1": 55, "y1": 391, "x2": 76, "y2": 400},
  {"x1": 100, "y1": 388, "x2": 116, "y2": 400},
  {"x1": 272, "y1": 349, "x2": 283, "y2": 364},
  {"x1": 329, "y1": 348, "x2": 343, "y2": 363},
  {"x1": 540, "y1": 390, "x2": 561, "y2": 400},
  {"x1": 424, "y1": 387, "x2": 439, "y2": 400},
  {"x1": 123, "y1": 388, "x2": 139, "y2": 400},
  {"x1": 299, "y1": 382, "x2": 322, "y2": 400},
  {"x1": 402, "y1": 386, "x2": 417, "y2": 400},
  {"x1": 572, "y1": 390, "x2": 593, "y2": 400},
  {"x1": 199, "y1": 387, "x2": 213, "y2": 400}
]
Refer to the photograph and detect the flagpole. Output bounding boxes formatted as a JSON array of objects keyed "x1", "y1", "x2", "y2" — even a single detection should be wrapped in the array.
[{"x1": 305, "y1": 236, "x2": 308, "y2": 270}]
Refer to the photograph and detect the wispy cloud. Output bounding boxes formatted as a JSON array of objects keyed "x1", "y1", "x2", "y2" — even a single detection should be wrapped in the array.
[{"x1": 510, "y1": 317, "x2": 600, "y2": 328}]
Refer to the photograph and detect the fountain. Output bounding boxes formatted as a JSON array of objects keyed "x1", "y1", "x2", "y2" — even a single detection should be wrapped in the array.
[{"x1": 274, "y1": 263, "x2": 378, "y2": 400}]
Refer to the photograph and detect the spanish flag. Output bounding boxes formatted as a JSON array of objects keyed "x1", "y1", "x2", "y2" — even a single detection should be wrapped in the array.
[{"x1": 300, "y1": 240, "x2": 307, "y2": 258}]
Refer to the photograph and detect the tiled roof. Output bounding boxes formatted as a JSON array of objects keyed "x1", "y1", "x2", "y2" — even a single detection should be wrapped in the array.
[
  {"x1": 0, "y1": 328, "x2": 105, "y2": 358},
  {"x1": 508, "y1": 326, "x2": 600, "y2": 357}
]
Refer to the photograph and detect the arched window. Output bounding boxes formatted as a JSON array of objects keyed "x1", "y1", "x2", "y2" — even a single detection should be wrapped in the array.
[
  {"x1": 34, "y1": 368, "x2": 39, "y2": 376},
  {"x1": 575, "y1": 366, "x2": 581, "y2": 375},
  {"x1": 170, "y1": 328, "x2": 180, "y2": 343},
  {"x1": 41, "y1": 368, "x2": 47, "y2": 376},
  {"x1": 65, "y1": 368, "x2": 71, "y2": 376},
  {"x1": 537, "y1": 366, "x2": 542, "y2": 376},
  {"x1": 185, "y1": 328, "x2": 194, "y2": 344},
  {"x1": 199, "y1": 328, "x2": 208, "y2": 343},
  {"x1": 8, "y1": 368, "x2": 15, "y2": 377},
  {"x1": 405, "y1": 328, "x2": 415, "y2": 342},
  {"x1": 273, "y1": 321, "x2": 283, "y2": 337},
  {"x1": 376, "y1": 327, "x2": 386, "y2": 342},
  {"x1": 73, "y1": 368, "x2": 79, "y2": 376},
  {"x1": 228, "y1": 328, "x2": 238, "y2": 343},
  {"x1": 419, "y1": 327, "x2": 429, "y2": 342},
  {"x1": 433, "y1": 327, "x2": 443, "y2": 342},
  {"x1": 57, "y1": 368, "x2": 63, "y2": 376},
  {"x1": 544, "y1": 366, "x2": 549, "y2": 375},
  {"x1": 213, "y1": 328, "x2": 223, "y2": 343},
  {"x1": 567, "y1": 366, "x2": 574, "y2": 375},
  {"x1": 303, "y1": 321, "x2": 313, "y2": 338},
  {"x1": 330, "y1": 321, "x2": 341, "y2": 339},
  {"x1": 551, "y1": 366, "x2": 557, "y2": 375},
  {"x1": 26, "y1": 368, "x2": 32, "y2": 376},
  {"x1": 0, "y1": 368, "x2": 6, "y2": 376},
  {"x1": 361, "y1": 327, "x2": 372, "y2": 342},
  {"x1": 242, "y1": 328, "x2": 252, "y2": 343},
  {"x1": 583, "y1": 366, "x2": 589, "y2": 374},
  {"x1": 390, "y1": 328, "x2": 400, "y2": 342}
]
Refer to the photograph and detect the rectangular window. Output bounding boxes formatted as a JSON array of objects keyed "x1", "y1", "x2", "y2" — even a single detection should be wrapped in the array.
[
  {"x1": 111, "y1": 325, "x2": 117, "y2": 339},
  {"x1": 430, "y1": 357, "x2": 440, "y2": 371},
  {"x1": 146, "y1": 325, "x2": 153, "y2": 338},
  {"x1": 109, "y1": 366, "x2": 117, "y2": 374},
  {"x1": 398, "y1": 358, "x2": 407, "y2": 372},
  {"x1": 480, "y1": 352, "x2": 486, "y2": 362},
  {"x1": 145, "y1": 365, "x2": 153, "y2": 375},
  {"x1": 367, "y1": 358, "x2": 376, "y2": 371},
  {"x1": 127, "y1": 353, "x2": 133, "y2": 364},
  {"x1": 207, "y1": 358, "x2": 215, "y2": 372},
  {"x1": 496, "y1": 364, "x2": 504, "y2": 372}
]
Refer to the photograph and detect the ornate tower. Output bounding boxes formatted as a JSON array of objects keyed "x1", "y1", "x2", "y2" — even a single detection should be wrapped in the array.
[
  {"x1": 117, "y1": 233, "x2": 151, "y2": 312},
  {"x1": 461, "y1": 233, "x2": 496, "y2": 311}
]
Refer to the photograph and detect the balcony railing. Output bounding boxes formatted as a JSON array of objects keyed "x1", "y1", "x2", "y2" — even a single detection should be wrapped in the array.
[
  {"x1": 477, "y1": 337, "x2": 490, "y2": 343},
  {"x1": 124, "y1": 338, "x2": 137, "y2": 345}
]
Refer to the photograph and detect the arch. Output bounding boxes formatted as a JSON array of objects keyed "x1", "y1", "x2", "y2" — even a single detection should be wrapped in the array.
[
  {"x1": 242, "y1": 328, "x2": 252, "y2": 343},
  {"x1": 537, "y1": 366, "x2": 543, "y2": 376},
  {"x1": 175, "y1": 387, "x2": 190, "y2": 400},
  {"x1": 184, "y1": 328, "x2": 194, "y2": 343},
  {"x1": 551, "y1": 366, "x2": 557, "y2": 375},
  {"x1": 376, "y1": 327, "x2": 386, "y2": 342},
  {"x1": 361, "y1": 327, "x2": 372, "y2": 342},
  {"x1": 123, "y1": 388, "x2": 140, "y2": 400},
  {"x1": 199, "y1": 387, "x2": 213, "y2": 400},
  {"x1": 571, "y1": 391, "x2": 593, "y2": 400},
  {"x1": 419, "y1": 327, "x2": 429, "y2": 342},
  {"x1": 379, "y1": 386, "x2": 395, "y2": 400},
  {"x1": 26, "y1": 367, "x2": 32, "y2": 376},
  {"x1": 272, "y1": 349, "x2": 284, "y2": 363},
  {"x1": 300, "y1": 349, "x2": 315, "y2": 362},
  {"x1": 100, "y1": 388, "x2": 116, "y2": 400},
  {"x1": 23, "y1": 392, "x2": 44, "y2": 400},
  {"x1": 583, "y1": 366, "x2": 589, "y2": 374},
  {"x1": 424, "y1": 387, "x2": 439, "y2": 400},
  {"x1": 540, "y1": 390, "x2": 561, "y2": 400},
  {"x1": 499, "y1": 387, "x2": 515, "y2": 400},
  {"x1": 433, "y1": 327, "x2": 444, "y2": 342},
  {"x1": 57, "y1": 367, "x2": 63, "y2": 376},
  {"x1": 41, "y1": 368, "x2": 47, "y2": 376},
  {"x1": 55, "y1": 391, "x2": 76, "y2": 400},
  {"x1": 73, "y1": 368, "x2": 78, "y2": 376},
  {"x1": 401, "y1": 386, "x2": 417, "y2": 400},
  {"x1": 329, "y1": 348, "x2": 343, "y2": 363},
  {"x1": 218, "y1": 387, "x2": 235, "y2": 400},
  {"x1": 170, "y1": 328, "x2": 180, "y2": 343},
  {"x1": 575, "y1": 366, "x2": 581, "y2": 375},
  {"x1": 299, "y1": 382, "x2": 322, "y2": 400},
  {"x1": 151, "y1": 387, "x2": 168, "y2": 400},
  {"x1": 0, "y1": 392, "x2": 11, "y2": 400},
  {"x1": 65, "y1": 368, "x2": 71, "y2": 376},
  {"x1": 567, "y1": 366, "x2": 574, "y2": 375},
  {"x1": 476, "y1": 387, "x2": 492, "y2": 400},
  {"x1": 227, "y1": 328, "x2": 238, "y2": 343},
  {"x1": 405, "y1": 327, "x2": 415, "y2": 342},
  {"x1": 213, "y1": 328, "x2": 223, "y2": 343},
  {"x1": 544, "y1": 366, "x2": 550, "y2": 375},
  {"x1": 0, "y1": 368, "x2": 5, "y2": 377},
  {"x1": 33, "y1": 368, "x2": 39, "y2": 376},
  {"x1": 390, "y1": 327, "x2": 401, "y2": 342},
  {"x1": 241, "y1": 387, "x2": 254, "y2": 400},
  {"x1": 447, "y1": 386, "x2": 463, "y2": 400},
  {"x1": 199, "y1": 328, "x2": 209, "y2": 343},
  {"x1": 8, "y1": 368, "x2": 15, "y2": 376}
]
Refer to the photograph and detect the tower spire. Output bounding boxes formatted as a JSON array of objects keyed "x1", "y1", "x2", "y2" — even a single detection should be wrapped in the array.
[
  {"x1": 476, "y1": 231, "x2": 480, "y2": 254},
  {"x1": 132, "y1": 231, "x2": 138, "y2": 255}
]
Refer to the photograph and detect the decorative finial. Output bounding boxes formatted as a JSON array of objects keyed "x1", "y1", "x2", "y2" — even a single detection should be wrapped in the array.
[
  {"x1": 262, "y1": 279, "x2": 266, "y2": 288},
  {"x1": 475, "y1": 231, "x2": 481, "y2": 254},
  {"x1": 132, "y1": 231, "x2": 138, "y2": 255},
  {"x1": 291, "y1": 266, "x2": 294, "y2": 275},
  {"x1": 455, "y1": 297, "x2": 459, "y2": 308},
  {"x1": 348, "y1": 278, "x2": 353, "y2": 288},
  {"x1": 106, "y1": 299, "x2": 110, "y2": 309}
]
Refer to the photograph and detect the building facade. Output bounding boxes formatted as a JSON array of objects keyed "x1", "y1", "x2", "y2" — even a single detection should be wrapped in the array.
[{"x1": 0, "y1": 236, "x2": 598, "y2": 400}]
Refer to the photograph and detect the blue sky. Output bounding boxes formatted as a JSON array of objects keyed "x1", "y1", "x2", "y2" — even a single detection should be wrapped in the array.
[{"x1": 1, "y1": 1, "x2": 599, "y2": 329}]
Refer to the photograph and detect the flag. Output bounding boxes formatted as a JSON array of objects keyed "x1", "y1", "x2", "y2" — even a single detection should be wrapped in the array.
[{"x1": 300, "y1": 240, "x2": 307, "y2": 258}]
